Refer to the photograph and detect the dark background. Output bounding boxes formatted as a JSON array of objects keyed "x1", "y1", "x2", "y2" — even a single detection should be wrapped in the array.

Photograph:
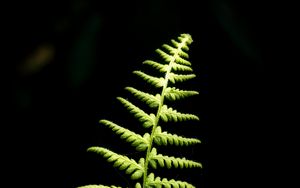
[{"x1": 11, "y1": 0, "x2": 268, "y2": 187}]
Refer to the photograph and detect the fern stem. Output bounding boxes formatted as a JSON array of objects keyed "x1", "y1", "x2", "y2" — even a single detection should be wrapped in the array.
[{"x1": 142, "y1": 35, "x2": 191, "y2": 188}]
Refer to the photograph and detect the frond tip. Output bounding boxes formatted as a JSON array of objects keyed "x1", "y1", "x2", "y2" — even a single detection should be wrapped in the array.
[{"x1": 87, "y1": 147, "x2": 144, "y2": 180}]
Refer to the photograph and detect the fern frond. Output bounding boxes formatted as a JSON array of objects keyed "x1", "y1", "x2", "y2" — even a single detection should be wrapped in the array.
[
  {"x1": 143, "y1": 60, "x2": 168, "y2": 73},
  {"x1": 148, "y1": 148, "x2": 202, "y2": 169},
  {"x1": 155, "y1": 48, "x2": 173, "y2": 62},
  {"x1": 133, "y1": 70, "x2": 165, "y2": 88},
  {"x1": 160, "y1": 105, "x2": 199, "y2": 122},
  {"x1": 172, "y1": 62, "x2": 193, "y2": 72},
  {"x1": 87, "y1": 147, "x2": 144, "y2": 180},
  {"x1": 125, "y1": 87, "x2": 160, "y2": 108},
  {"x1": 162, "y1": 44, "x2": 189, "y2": 59},
  {"x1": 99, "y1": 119, "x2": 149, "y2": 151},
  {"x1": 154, "y1": 126, "x2": 201, "y2": 146},
  {"x1": 146, "y1": 173, "x2": 195, "y2": 188},
  {"x1": 78, "y1": 185, "x2": 121, "y2": 188},
  {"x1": 117, "y1": 97, "x2": 155, "y2": 128},
  {"x1": 79, "y1": 34, "x2": 202, "y2": 188},
  {"x1": 168, "y1": 73, "x2": 196, "y2": 84},
  {"x1": 165, "y1": 87, "x2": 199, "y2": 101}
]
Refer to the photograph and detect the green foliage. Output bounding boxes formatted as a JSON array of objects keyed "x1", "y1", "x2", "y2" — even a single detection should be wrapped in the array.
[
  {"x1": 146, "y1": 173, "x2": 195, "y2": 188},
  {"x1": 153, "y1": 126, "x2": 201, "y2": 146},
  {"x1": 78, "y1": 185, "x2": 121, "y2": 188},
  {"x1": 148, "y1": 148, "x2": 202, "y2": 169},
  {"x1": 99, "y1": 120, "x2": 150, "y2": 151},
  {"x1": 79, "y1": 34, "x2": 202, "y2": 188}
]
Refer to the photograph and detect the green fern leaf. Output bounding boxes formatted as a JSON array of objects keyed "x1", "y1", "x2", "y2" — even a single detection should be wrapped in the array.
[
  {"x1": 173, "y1": 54, "x2": 191, "y2": 66},
  {"x1": 160, "y1": 105, "x2": 199, "y2": 122},
  {"x1": 125, "y1": 87, "x2": 160, "y2": 108},
  {"x1": 171, "y1": 39, "x2": 187, "y2": 50},
  {"x1": 155, "y1": 48, "x2": 174, "y2": 63},
  {"x1": 78, "y1": 185, "x2": 121, "y2": 188},
  {"x1": 146, "y1": 173, "x2": 195, "y2": 188},
  {"x1": 87, "y1": 147, "x2": 144, "y2": 180},
  {"x1": 168, "y1": 73, "x2": 196, "y2": 84},
  {"x1": 165, "y1": 87, "x2": 199, "y2": 101},
  {"x1": 162, "y1": 44, "x2": 189, "y2": 59},
  {"x1": 171, "y1": 62, "x2": 193, "y2": 72},
  {"x1": 149, "y1": 148, "x2": 202, "y2": 169},
  {"x1": 143, "y1": 60, "x2": 168, "y2": 73},
  {"x1": 178, "y1": 34, "x2": 193, "y2": 45},
  {"x1": 133, "y1": 70, "x2": 165, "y2": 88},
  {"x1": 99, "y1": 119, "x2": 149, "y2": 151},
  {"x1": 117, "y1": 97, "x2": 155, "y2": 128},
  {"x1": 171, "y1": 34, "x2": 192, "y2": 52},
  {"x1": 154, "y1": 126, "x2": 201, "y2": 146}
]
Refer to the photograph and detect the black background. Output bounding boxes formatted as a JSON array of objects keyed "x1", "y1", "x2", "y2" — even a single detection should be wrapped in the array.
[{"x1": 10, "y1": 0, "x2": 269, "y2": 187}]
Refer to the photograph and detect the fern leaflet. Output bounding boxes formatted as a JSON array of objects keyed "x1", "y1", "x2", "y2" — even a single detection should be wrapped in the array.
[
  {"x1": 87, "y1": 147, "x2": 144, "y2": 180},
  {"x1": 117, "y1": 97, "x2": 155, "y2": 128},
  {"x1": 160, "y1": 105, "x2": 199, "y2": 122},
  {"x1": 133, "y1": 70, "x2": 165, "y2": 88},
  {"x1": 146, "y1": 173, "x2": 195, "y2": 188},
  {"x1": 153, "y1": 126, "x2": 201, "y2": 146},
  {"x1": 168, "y1": 73, "x2": 196, "y2": 84},
  {"x1": 148, "y1": 148, "x2": 202, "y2": 169},
  {"x1": 125, "y1": 87, "x2": 160, "y2": 108},
  {"x1": 142, "y1": 60, "x2": 168, "y2": 73},
  {"x1": 99, "y1": 119, "x2": 150, "y2": 151},
  {"x1": 164, "y1": 87, "x2": 199, "y2": 101}
]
